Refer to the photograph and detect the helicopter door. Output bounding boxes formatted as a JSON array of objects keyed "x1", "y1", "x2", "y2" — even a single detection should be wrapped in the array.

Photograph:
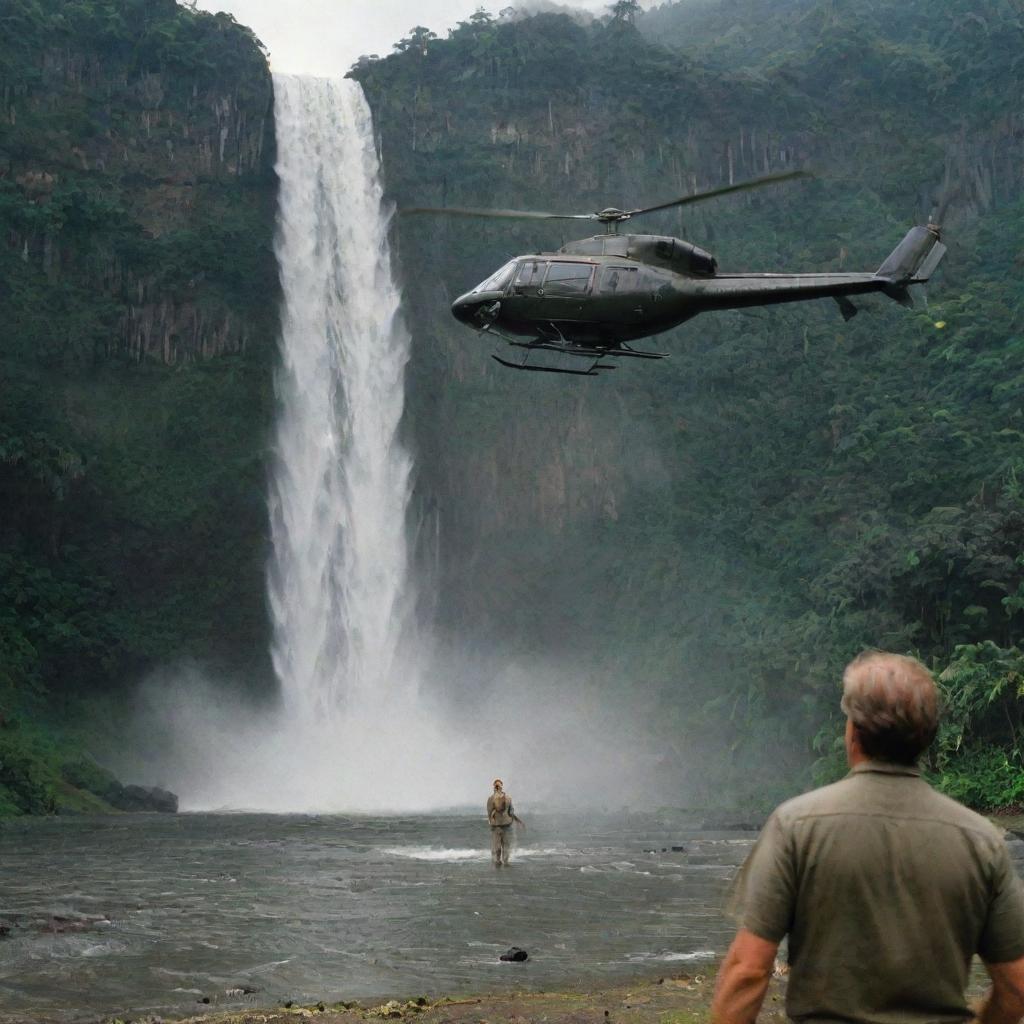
[
  {"x1": 600, "y1": 266, "x2": 647, "y2": 325},
  {"x1": 600, "y1": 266, "x2": 639, "y2": 295},
  {"x1": 539, "y1": 261, "x2": 594, "y2": 322}
]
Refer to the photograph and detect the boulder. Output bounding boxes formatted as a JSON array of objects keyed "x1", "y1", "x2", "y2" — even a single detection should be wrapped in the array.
[{"x1": 106, "y1": 783, "x2": 179, "y2": 813}]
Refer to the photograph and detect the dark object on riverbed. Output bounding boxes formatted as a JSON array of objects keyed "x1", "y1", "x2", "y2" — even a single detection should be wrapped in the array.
[
  {"x1": 106, "y1": 783, "x2": 179, "y2": 813},
  {"x1": 500, "y1": 947, "x2": 529, "y2": 962}
]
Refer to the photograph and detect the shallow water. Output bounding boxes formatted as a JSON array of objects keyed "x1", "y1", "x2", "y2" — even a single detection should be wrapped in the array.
[{"x1": 0, "y1": 813, "x2": 748, "y2": 1021}]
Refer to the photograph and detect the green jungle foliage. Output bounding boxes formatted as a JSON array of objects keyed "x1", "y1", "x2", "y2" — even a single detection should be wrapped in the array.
[
  {"x1": 355, "y1": 0, "x2": 1024, "y2": 809},
  {"x1": 1, "y1": 0, "x2": 1022, "y2": 814},
  {"x1": 0, "y1": 0, "x2": 278, "y2": 812}
]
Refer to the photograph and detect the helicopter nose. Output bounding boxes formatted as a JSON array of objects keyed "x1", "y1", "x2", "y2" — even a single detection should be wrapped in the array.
[{"x1": 451, "y1": 292, "x2": 481, "y2": 325}]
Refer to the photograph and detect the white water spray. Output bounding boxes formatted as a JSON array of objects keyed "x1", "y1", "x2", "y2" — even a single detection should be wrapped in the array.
[{"x1": 269, "y1": 75, "x2": 414, "y2": 727}]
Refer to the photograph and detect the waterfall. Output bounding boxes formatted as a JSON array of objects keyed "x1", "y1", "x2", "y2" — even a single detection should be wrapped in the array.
[
  {"x1": 269, "y1": 75, "x2": 415, "y2": 730},
  {"x1": 131, "y1": 74, "x2": 659, "y2": 814}
]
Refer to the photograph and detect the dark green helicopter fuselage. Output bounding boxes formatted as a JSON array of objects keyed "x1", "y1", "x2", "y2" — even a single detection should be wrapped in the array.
[{"x1": 452, "y1": 227, "x2": 944, "y2": 348}]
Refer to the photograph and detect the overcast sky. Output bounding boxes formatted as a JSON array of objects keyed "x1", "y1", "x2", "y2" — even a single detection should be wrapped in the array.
[{"x1": 193, "y1": 0, "x2": 650, "y2": 77}]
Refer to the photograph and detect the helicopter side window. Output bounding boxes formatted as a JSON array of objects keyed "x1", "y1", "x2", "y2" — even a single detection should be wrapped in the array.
[
  {"x1": 542, "y1": 261, "x2": 594, "y2": 297},
  {"x1": 513, "y1": 260, "x2": 545, "y2": 293},
  {"x1": 472, "y1": 259, "x2": 518, "y2": 294},
  {"x1": 601, "y1": 266, "x2": 638, "y2": 294}
]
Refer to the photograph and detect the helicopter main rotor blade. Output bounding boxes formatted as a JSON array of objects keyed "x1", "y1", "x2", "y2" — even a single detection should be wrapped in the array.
[
  {"x1": 402, "y1": 169, "x2": 812, "y2": 224},
  {"x1": 625, "y1": 169, "x2": 813, "y2": 219},
  {"x1": 402, "y1": 206, "x2": 597, "y2": 221}
]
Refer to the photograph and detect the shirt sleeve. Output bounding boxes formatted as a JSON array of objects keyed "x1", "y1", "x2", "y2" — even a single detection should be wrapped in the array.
[
  {"x1": 978, "y1": 839, "x2": 1024, "y2": 963},
  {"x1": 729, "y1": 810, "x2": 797, "y2": 944}
]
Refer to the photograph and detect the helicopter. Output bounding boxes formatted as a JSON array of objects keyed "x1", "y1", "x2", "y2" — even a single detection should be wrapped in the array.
[{"x1": 404, "y1": 170, "x2": 947, "y2": 376}]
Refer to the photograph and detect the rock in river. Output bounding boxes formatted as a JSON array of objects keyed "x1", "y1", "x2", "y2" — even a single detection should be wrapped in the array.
[{"x1": 106, "y1": 784, "x2": 179, "y2": 813}]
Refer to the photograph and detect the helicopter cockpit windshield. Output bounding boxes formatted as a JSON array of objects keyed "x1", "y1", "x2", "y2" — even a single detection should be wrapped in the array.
[{"x1": 471, "y1": 260, "x2": 518, "y2": 294}]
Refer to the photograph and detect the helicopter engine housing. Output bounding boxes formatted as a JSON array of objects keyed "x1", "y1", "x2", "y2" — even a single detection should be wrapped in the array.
[{"x1": 559, "y1": 233, "x2": 717, "y2": 277}]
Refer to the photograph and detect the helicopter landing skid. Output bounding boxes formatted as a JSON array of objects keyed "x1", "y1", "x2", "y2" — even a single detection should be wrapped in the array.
[
  {"x1": 512, "y1": 340, "x2": 669, "y2": 361},
  {"x1": 481, "y1": 325, "x2": 666, "y2": 376},
  {"x1": 491, "y1": 354, "x2": 614, "y2": 375}
]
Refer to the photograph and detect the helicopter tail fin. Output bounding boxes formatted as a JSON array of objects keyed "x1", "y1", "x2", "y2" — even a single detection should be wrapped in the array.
[{"x1": 876, "y1": 226, "x2": 947, "y2": 287}]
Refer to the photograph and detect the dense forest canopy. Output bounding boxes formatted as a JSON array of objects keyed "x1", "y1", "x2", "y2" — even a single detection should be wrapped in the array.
[
  {"x1": 0, "y1": 0, "x2": 278, "y2": 814},
  {"x1": 353, "y1": 0, "x2": 1024, "y2": 806},
  {"x1": 0, "y1": 0, "x2": 1022, "y2": 813}
]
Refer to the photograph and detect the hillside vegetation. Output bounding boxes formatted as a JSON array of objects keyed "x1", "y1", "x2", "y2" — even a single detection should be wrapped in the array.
[
  {"x1": 1, "y1": 0, "x2": 1021, "y2": 815},
  {"x1": 354, "y1": 0, "x2": 1024, "y2": 807},
  {"x1": 0, "y1": 0, "x2": 278, "y2": 813}
]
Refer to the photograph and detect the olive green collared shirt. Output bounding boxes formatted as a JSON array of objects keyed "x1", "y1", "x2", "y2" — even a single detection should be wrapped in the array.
[{"x1": 733, "y1": 761, "x2": 1024, "y2": 1024}]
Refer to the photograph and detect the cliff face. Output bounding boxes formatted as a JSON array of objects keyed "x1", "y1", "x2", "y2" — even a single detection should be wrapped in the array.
[
  {"x1": 0, "y1": 0, "x2": 279, "y2": 813},
  {"x1": 356, "y1": 2, "x2": 1024, "y2": 802},
  {"x1": 1, "y1": 0, "x2": 276, "y2": 363},
  {"x1": 365, "y1": 11, "x2": 972, "y2": 547}
]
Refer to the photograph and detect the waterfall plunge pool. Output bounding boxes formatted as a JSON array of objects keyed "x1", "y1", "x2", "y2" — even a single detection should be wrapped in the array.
[{"x1": 0, "y1": 812, "x2": 752, "y2": 1020}]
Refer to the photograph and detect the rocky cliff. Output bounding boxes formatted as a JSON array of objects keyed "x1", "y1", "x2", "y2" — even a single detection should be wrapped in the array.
[
  {"x1": 0, "y1": 0, "x2": 279, "y2": 814},
  {"x1": 1, "y1": 0, "x2": 276, "y2": 363}
]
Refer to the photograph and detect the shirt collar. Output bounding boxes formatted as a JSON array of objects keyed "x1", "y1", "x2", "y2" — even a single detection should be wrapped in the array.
[{"x1": 849, "y1": 760, "x2": 922, "y2": 778}]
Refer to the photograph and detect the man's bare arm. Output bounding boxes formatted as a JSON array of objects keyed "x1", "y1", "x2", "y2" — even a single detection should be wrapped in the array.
[
  {"x1": 979, "y1": 957, "x2": 1024, "y2": 1024},
  {"x1": 711, "y1": 929, "x2": 779, "y2": 1024}
]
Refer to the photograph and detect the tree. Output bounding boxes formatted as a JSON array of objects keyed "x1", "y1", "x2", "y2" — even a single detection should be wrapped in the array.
[
  {"x1": 609, "y1": 0, "x2": 641, "y2": 25},
  {"x1": 393, "y1": 26, "x2": 437, "y2": 55}
]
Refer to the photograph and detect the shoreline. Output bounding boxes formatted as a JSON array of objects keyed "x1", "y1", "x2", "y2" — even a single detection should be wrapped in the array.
[{"x1": 0, "y1": 967, "x2": 789, "y2": 1024}]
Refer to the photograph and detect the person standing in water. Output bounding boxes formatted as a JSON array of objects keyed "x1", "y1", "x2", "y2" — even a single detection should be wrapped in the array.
[{"x1": 487, "y1": 779, "x2": 524, "y2": 867}]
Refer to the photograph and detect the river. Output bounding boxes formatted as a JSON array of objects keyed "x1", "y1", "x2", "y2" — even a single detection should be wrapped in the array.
[{"x1": 0, "y1": 812, "x2": 752, "y2": 1020}]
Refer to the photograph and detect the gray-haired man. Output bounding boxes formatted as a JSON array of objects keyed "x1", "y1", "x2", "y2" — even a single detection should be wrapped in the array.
[{"x1": 713, "y1": 651, "x2": 1024, "y2": 1024}]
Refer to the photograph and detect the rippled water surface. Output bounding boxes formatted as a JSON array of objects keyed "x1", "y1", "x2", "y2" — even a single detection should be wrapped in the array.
[{"x1": 0, "y1": 813, "x2": 753, "y2": 1020}]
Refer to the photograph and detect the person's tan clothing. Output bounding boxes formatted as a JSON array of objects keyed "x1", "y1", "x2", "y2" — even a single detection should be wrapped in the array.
[
  {"x1": 487, "y1": 790, "x2": 515, "y2": 865},
  {"x1": 487, "y1": 791, "x2": 515, "y2": 827},
  {"x1": 733, "y1": 761, "x2": 1024, "y2": 1024},
  {"x1": 491, "y1": 823, "x2": 512, "y2": 865}
]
